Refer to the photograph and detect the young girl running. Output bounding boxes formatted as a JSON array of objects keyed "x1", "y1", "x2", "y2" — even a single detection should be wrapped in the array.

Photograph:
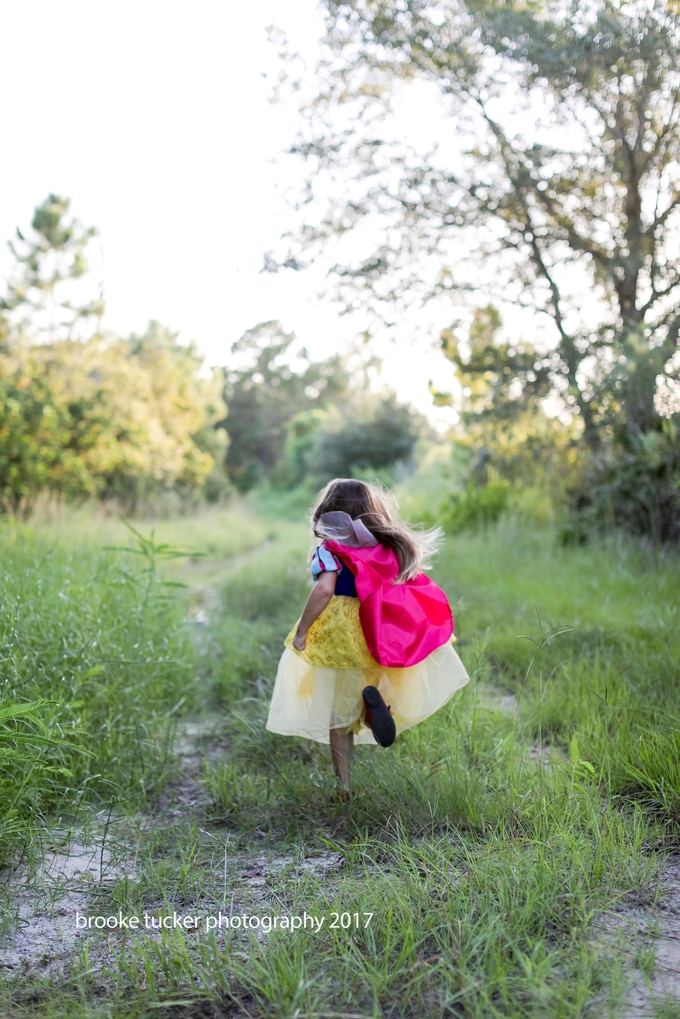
[{"x1": 265, "y1": 479, "x2": 469, "y2": 796}]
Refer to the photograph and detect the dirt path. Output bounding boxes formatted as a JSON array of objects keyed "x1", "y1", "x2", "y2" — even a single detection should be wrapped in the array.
[{"x1": 0, "y1": 712, "x2": 344, "y2": 988}]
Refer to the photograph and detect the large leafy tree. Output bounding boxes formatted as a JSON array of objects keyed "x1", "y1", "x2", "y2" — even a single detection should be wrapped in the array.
[{"x1": 272, "y1": 1, "x2": 680, "y2": 478}]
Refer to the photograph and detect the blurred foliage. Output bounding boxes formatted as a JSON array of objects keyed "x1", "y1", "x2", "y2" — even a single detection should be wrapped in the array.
[
  {"x1": 0, "y1": 326, "x2": 225, "y2": 512},
  {"x1": 569, "y1": 421, "x2": 680, "y2": 544},
  {"x1": 433, "y1": 306, "x2": 584, "y2": 531},
  {"x1": 277, "y1": 407, "x2": 330, "y2": 489},
  {"x1": 0, "y1": 196, "x2": 228, "y2": 512},
  {"x1": 309, "y1": 392, "x2": 424, "y2": 483},
  {"x1": 219, "y1": 320, "x2": 349, "y2": 491},
  {"x1": 436, "y1": 304, "x2": 680, "y2": 541},
  {"x1": 220, "y1": 321, "x2": 423, "y2": 490},
  {"x1": 438, "y1": 306, "x2": 584, "y2": 491},
  {"x1": 441, "y1": 476, "x2": 511, "y2": 534},
  {"x1": 0, "y1": 199, "x2": 423, "y2": 513},
  {"x1": 0, "y1": 193, "x2": 103, "y2": 343}
]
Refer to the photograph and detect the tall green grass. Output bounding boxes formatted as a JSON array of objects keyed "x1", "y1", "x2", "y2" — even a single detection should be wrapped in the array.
[
  {"x1": 435, "y1": 521, "x2": 680, "y2": 828},
  {"x1": 104, "y1": 810, "x2": 653, "y2": 1019},
  {"x1": 0, "y1": 519, "x2": 196, "y2": 863}
]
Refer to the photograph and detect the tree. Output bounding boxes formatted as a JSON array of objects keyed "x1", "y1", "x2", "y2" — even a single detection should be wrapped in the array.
[
  {"x1": 1, "y1": 193, "x2": 103, "y2": 343},
  {"x1": 434, "y1": 305, "x2": 582, "y2": 491},
  {"x1": 0, "y1": 198, "x2": 226, "y2": 511},
  {"x1": 270, "y1": 0, "x2": 680, "y2": 533},
  {"x1": 218, "y1": 320, "x2": 349, "y2": 490},
  {"x1": 0, "y1": 325, "x2": 224, "y2": 511},
  {"x1": 311, "y1": 392, "x2": 423, "y2": 481}
]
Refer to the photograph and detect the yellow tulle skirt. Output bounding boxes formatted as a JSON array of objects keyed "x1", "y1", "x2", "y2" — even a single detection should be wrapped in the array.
[{"x1": 266, "y1": 596, "x2": 470, "y2": 745}]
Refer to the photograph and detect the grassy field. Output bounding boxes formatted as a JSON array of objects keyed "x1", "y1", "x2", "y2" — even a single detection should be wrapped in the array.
[{"x1": 0, "y1": 498, "x2": 679, "y2": 1018}]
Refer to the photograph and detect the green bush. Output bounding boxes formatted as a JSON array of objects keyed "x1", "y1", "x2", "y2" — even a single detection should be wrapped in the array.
[
  {"x1": 310, "y1": 394, "x2": 423, "y2": 482},
  {"x1": 441, "y1": 479, "x2": 511, "y2": 533},
  {"x1": 570, "y1": 423, "x2": 680, "y2": 543}
]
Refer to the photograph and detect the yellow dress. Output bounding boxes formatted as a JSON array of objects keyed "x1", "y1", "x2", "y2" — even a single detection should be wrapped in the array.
[{"x1": 265, "y1": 594, "x2": 470, "y2": 745}]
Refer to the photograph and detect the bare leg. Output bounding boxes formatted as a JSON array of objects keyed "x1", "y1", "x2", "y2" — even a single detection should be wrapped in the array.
[{"x1": 329, "y1": 728, "x2": 354, "y2": 795}]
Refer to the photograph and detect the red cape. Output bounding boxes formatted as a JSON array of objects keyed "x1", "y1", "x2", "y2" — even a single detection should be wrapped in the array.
[{"x1": 324, "y1": 541, "x2": 454, "y2": 668}]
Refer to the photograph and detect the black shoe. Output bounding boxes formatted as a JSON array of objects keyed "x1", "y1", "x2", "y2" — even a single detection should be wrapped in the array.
[{"x1": 362, "y1": 686, "x2": 396, "y2": 747}]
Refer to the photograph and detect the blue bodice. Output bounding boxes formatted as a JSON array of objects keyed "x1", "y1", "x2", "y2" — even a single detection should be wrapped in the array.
[{"x1": 311, "y1": 544, "x2": 357, "y2": 598}]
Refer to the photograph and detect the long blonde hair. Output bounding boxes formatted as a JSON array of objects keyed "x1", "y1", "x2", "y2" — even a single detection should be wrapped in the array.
[{"x1": 310, "y1": 478, "x2": 442, "y2": 582}]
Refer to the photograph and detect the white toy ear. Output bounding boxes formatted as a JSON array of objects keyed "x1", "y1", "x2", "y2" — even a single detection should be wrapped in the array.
[
  {"x1": 317, "y1": 511, "x2": 354, "y2": 542},
  {"x1": 317, "y1": 511, "x2": 378, "y2": 547},
  {"x1": 351, "y1": 518, "x2": 378, "y2": 547}
]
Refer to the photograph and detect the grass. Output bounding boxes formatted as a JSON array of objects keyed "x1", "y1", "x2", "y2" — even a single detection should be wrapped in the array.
[
  {"x1": 0, "y1": 503, "x2": 276, "y2": 866},
  {"x1": 0, "y1": 519, "x2": 198, "y2": 867},
  {"x1": 434, "y1": 523, "x2": 680, "y2": 828},
  {"x1": 0, "y1": 502, "x2": 678, "y2": 1017}
]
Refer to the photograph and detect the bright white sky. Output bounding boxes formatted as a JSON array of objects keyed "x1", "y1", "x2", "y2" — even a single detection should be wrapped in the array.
[{"x1": 0, "y1": 0, "x2": 465, "y2": 425}]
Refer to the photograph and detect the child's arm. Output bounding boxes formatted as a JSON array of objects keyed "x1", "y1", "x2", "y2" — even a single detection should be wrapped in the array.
[{"x1": 293, "y1": 570, "x2": 337, "y2": 650}]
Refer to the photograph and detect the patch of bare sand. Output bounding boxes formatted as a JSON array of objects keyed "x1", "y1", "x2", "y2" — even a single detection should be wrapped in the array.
[
  {"x1": 597, "y1": 855, "x2": 680, "y2": 1017},
  {"x1": 0, "y1": 824, "x2": 140, "y2": 977},
  {"x1": 0, "y1": 714, "x2": 344, "y2": 981},
  {"x1": 0, "y1": 711, "x2": 215, "y2": 979}
]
